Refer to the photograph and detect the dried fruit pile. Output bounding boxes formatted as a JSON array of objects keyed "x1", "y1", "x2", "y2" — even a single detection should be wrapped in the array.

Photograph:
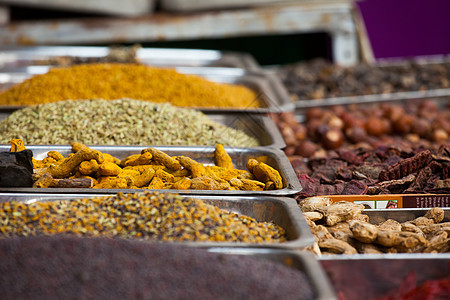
[
  {"x1": 278, "y1": 58, "x2": 450, "y2": 100},
  {"x1": 0, "y1": 191, "x2": 285, "y2": 243},
  {"x1": 300, "y1": 197, "x2": 449, "y2": 255},
  {"x1": 273, "y1": 100, "x2": 449, "y2": 157},
  {"x1": 0, "y1": 236, "x2": 313, "y2": 299}
]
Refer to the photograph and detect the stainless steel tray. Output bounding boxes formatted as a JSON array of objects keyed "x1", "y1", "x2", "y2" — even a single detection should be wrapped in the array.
[
  {"x1": 0, "y1": 193, "x2": 315, "y2": 250},
  {"x1": 209, "y1": 248, "x2": 337, "y2": 300},
  {"x1": 363, "y1": 208, "x2": 450, "y2": 225},
  {"x1": 161, "y1": 0, "x2": 343, "y2": 12},
  {"x1": 207, "y1": 113, "x2": 286, "y2": 148},
  {"x1": 0, "y1": 67, "x2": 293, "y2": 113},
  {"x1": 0, "y1": 46, "x2": 261, "y2": 70},
  {"x1": 320, "y1": 254, "x2": 450, "y2": 300},
  {"x1": 0, "y1": 111, "x2": 286, "y2": 149},
  {"x1": 0, "y1": 145, "x2": 302, "y2": 196},
  {"x1": 0, "y1": 0, "x2": 156, "y2": 16}
]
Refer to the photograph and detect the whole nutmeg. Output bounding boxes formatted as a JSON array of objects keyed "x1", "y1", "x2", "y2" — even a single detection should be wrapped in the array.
[
  {"x1": 321, "y1": 128, "x2": 344, "y2": 150},
  {"x1": 365, "y1": 117, "x2": 386, "y2": 137},
  {"x1": 433, "y1": 118, "x2": 450, "y2": 134},
  {"x1": 432, "y1": 129, "x2": 449, "y2": 143},
  {"x1": 385, "y1": 105, "x2": 405, "y2": 122},
  {"x1": 293, "y1": 124, "x2": 307, "y2": 140},
  {"x1": 341, "y1": 112, "x2": 365, "y2": 130},
  {"x1": 393, "y1": 114, "x2": 414, "y2": 134},
  {"x1": 345, "y1": 126, "x2": 368, "y2": 144},
  {"x1": 411, "y1": 118, "x2": 431, "y2": 138},
  {"x1": 306, "y1": 119, "x2": 323, "y2": 140},
  {"x1": 327, "y1": 115, "x2": 344, "y2": 130},
  {"x1": 306, "y1": 107, "x2": 324, "y2": 121},
  {"x1": 294, "y1": 140, "x2": 318, "y2": 158},
  {"x1": 279, "y1": 122, "x2": 297, "y2": 147},
  {"x1": 284, "y1": 145, "x2": 296, "y2": 156}
]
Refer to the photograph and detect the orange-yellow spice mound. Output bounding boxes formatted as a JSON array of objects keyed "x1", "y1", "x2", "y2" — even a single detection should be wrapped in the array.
[{"x1": 0, "y1": 63, "x2": 261, "y2": 108}]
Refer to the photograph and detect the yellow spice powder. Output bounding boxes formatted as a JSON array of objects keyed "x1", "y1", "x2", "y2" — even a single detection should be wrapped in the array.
[{"x1": 0, "y1": 63, "x2": 261, "y2": 108}]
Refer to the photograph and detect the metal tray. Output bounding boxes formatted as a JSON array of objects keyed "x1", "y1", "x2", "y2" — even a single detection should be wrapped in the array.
[
  {"x1": 0, "y1": 111, "x2": 286, "y2": 149},
  {"x1": 0, "y1": 46, "x2": 261, "y2": 70},
  {"x1": 363, "y1": 208, "x2": 450, "y2": 225},
  {"x1": 319, "y1": 254, "x2": 450, "y2": 300},
  {"x1": 0, "y1": 0, "x2": 156, "y2": 17},
  {"x1": 160, "y1": 0, "x2": 344, "y2": 12},
  {"x1": 209, "y1": 248, "x2": 337, "y2": 300},
  {"x1": 0, "y1": 193, "x2": 315, "y2": 250},
  {"x1": 207, "y1": 113, "x2": 286, "y2": 148},
  {"x1": 0, "y1": 67, "x2": 293, "y2": 113},
  {"x1": 0, "y1": 145, "x2": 302, "y2": 196}
]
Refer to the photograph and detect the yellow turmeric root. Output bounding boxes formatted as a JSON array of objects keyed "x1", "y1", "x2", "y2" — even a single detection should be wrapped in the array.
[
  {"x1": 120, "y1": 152, "x2": 153, "y2": 167},
  {"x1": 214, "y1": 144, "x2": 234, "y2": 169},
  {"x1": 246, "y1": 159, "x2": 283, "y2": 189},
  {"x1": 98, "y1": 162, "x2": 122, "y2": 176},
  {"x1": 142, "y1": 148, "x2": 182, "y2": 171},
  {"x1": 78, "y1": 159, "x2": 100, "y2": 175},
  {"x1": 9, "y1": 139, "x2": 26, "y2": 152},
  {"x1": 47, "y1": 148, "x2": 104, "y2": 178},
  {"x1": 172, "y1": 178, "x2": 192, "y2": 190},
  {"x1": 176, "y1": 156, "x2": 205, "y2": 178},
  {"x1": 93, "y1": 176, "x2": 127, "y2": 189},
  {"x1": 147, "y1": 176, "x2": 165, "y2": 189}
]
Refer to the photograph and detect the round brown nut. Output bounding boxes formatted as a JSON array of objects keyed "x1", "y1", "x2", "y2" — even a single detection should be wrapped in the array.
[
  {"x1": 321, "y1": 128, "x2": 344, "y2": 150},
  {"x1": 295, "y1": 140, "x2": 318, "y2": 158}
]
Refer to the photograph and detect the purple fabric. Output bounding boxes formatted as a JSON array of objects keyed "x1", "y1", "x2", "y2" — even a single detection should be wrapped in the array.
[{"x1": 357, "y1": 0, "x2": 450, "y2": 59}]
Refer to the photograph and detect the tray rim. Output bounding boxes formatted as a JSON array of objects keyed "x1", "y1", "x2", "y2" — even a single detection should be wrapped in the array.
[{"x1": 0, "y1": 193, "x2": 315, "y2": 250}]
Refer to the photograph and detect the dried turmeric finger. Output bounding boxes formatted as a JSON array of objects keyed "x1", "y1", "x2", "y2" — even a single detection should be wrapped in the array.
[
  {"x1": 155, "y1": 169, "x2": 175, "y2": 183},
  {"x1": 120, "y1": 152, "x2": 152, "y2": 167},
  {"x1": 9, "y1": 139, "x2": 26, "y2": 152},
  {"x1": 205, "y1": 166, "x2": 239, "y2": 182},
  {"x1": 147, "y1": 176, "x2": 165, "y2": 189},
  {"x1": 94, "y1": 177, "x2": 128, "y2": 189},
  {"x1": 98, "y1": 162, "x2": 122, "y2": 176},
  {"x1": 79, "y1": 159, "x2": 99, "y2": 175},
  {"x1": 246, "y1": 159, "x2": 282, "y2": 189},
  {"x1": 172, "y1": 178, "x2": 192, "y2": 190},
  {"x1": 71, "y1": 142, "x2": 119, "y2": 164},
  {"x1": 176, "y1": 156, "x2": 205, "y2": 178},
  {"x1": 132, "y1": 166, "x2": 155, "y2": 188},
  {"x1": 240, "y1": 179, "x2": 265, "y2": 191},
  {"x1": 214, "y1": 144, "x2": 234, "y2": 169},
  {"x1": 47, "y1": 148, "x2": 104, "y2": 178},
  {"x1": 71, "y1": 142, "x2": 88, "y2": 152},
  {"x1": 32, "y1": 172, "x2": 53, "y2": 188},
  {"x1": 47, "y1": 151, "x2": 64, "y2": 161},
  {"x1": 142, "y1": 148, "x2": 182, "y2": 171}
]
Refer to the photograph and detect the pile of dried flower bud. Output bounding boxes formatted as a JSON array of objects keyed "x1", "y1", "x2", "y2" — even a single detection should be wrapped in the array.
[
  {"x1": 9, "y1": 139, "x2": 283, "y2": 191},
  {"x1": 300, "y1": 197, "x2": 449, "y2": 255},
  {"x1": 0, "y1": 191, "x2": 286, "y2": 243},
  {"x1": 0, "y1": 99, "x2": 259, "y2": 147}
]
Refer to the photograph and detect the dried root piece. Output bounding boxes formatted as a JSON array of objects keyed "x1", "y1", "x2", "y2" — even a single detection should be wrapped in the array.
[
  {"x1": 424, "y1": 232, "x2": 450, "y2": 253},
  {"x1": 424, "y1": 207, "x2": 445, "y2": 223},
  {"x1": 147, "y1": 177, "x2": 165, "y2": 189},
  {"x1": 313, "y1": 225, "x2": 334, "y2": 243},
  {"x1": 78, "y1": 159, "x2": 100, "y2": 175},
  {"x1": 214, "y1": 144, "x2": 234, "y2": 169},
  {"x1": 299, "y1": 196, "x2": 332, "y2": 212},
  {"x1": 316, "y1": 201, "x2": 365, "y2": 226},
  {"x1": 93, "y1": 176, "x2": 127, "y2": 189},
  {"x1": 378, "y1": 219, "x2": 402, "y2": 232},
  {"x1": 318, "y1": 239, "x2": 358, "y2": 255},
  {"x1": 121, "y1": 152, "x2": 152, "y2": 167},
  {"x1": 98, "y1": 162, "x2": 122, "y2": 176},
  {"x1": 142, "y1": 148, "x2": 182, "y2": 171},
  {"x1": 172, "y1": 178, "x2": 192, "y2": 190},
  {"x1": 47, "y1": 148, "x2": 104, "y2": 178},
  {"x1": 32, "y1": 172, "x2": 53, "y2": 188},
  {"x1": 177, "y1": 156, "x2": 206, "y2": 178},
  {"x1": 246, "y1": 159, "x2": 283, "y2": 189},
  {"x1": 9, "y1": 139, "x2": 26, "y2": 152},
  {"x1": 349, "y1": 220, "x2": 378, "y2": 243},
  {"x1": 411, "y1": 217, "x2": 435, "y2": 227},
  {"x1": 302, "y1": 211, "x2": 323, "y2": 222},
  {"x1": 401, "y1": 222, "x2": 424, "y2": 235}
]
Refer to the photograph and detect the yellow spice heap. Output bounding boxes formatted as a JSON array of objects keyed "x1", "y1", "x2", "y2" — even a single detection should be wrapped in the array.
[{"x1": 0, "y1": 63, "x2": 260, "y2": 108}]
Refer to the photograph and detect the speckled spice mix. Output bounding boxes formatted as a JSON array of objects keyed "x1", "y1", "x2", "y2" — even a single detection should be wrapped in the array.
[
  {"x1": 0, "y1": 191, "x2": 286, "y2": 243},
  {"x1": 0, "y1": 99, "x2": 259, "y2": 146},
  {"x1": 0, "y1": 63, "x2": 260, "y2": 108}
]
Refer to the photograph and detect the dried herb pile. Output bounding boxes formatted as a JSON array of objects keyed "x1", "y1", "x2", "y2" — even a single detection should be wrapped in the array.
[
  {"x1": 278, "y1": 58, "x2": 450, "y2": 100},
  {"x1": 0, "y1": 99, "x2": 259, "y2": 147},
  {"x1": 301, "y1": 197, "x2": 449, "y2": 254},
  {"x1": 0, "y1": 191, "x2": 286, "y2": 243},
  {"x1": 0, "y1": 236, "x2": 313, "y2": 300},
  {"x1": 0, "y1": 63, "x2": 260, "y2": 108}
]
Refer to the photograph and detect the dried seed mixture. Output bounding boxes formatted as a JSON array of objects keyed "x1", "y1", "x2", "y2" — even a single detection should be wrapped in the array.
[
  {"x1": 0, "y1": 99, "x2": 259, "y2": 146},
  {"x1": 0, "y1": 192, "x2": 286, "y2": 243},
  {"x1": 0, "y1": 236, "x2": 314, "y2": 300},
  {"x1": 0, "y1": 63, "x2": 260, "y2": 108}
]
